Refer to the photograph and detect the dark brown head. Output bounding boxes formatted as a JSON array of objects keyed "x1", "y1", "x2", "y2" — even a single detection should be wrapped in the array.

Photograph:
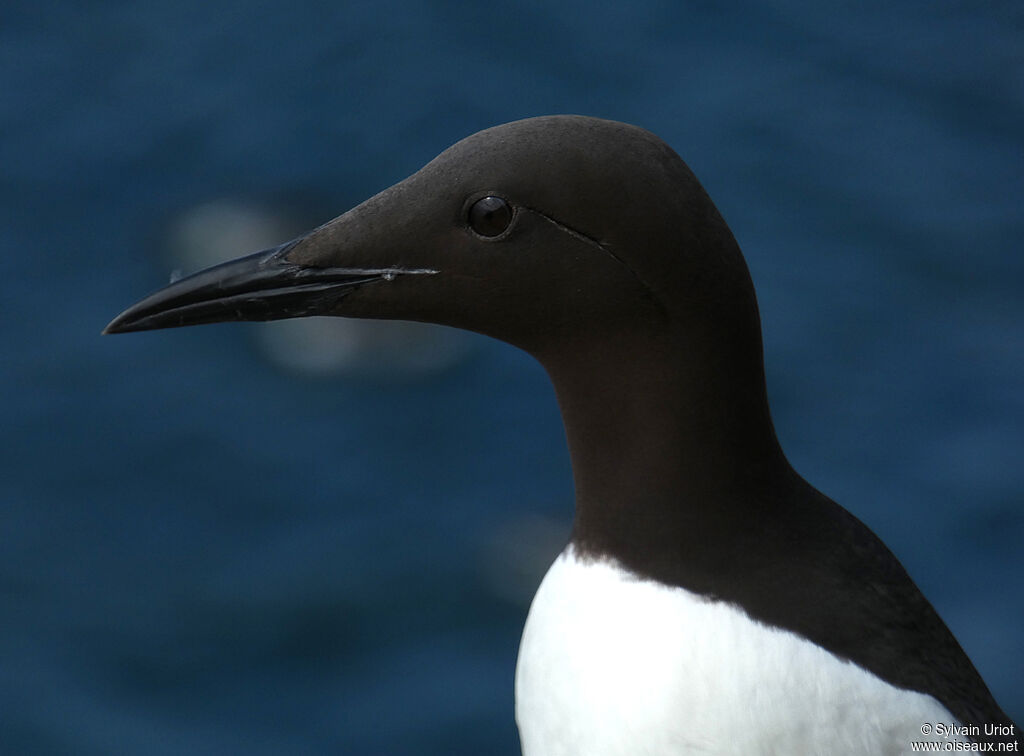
[{"x1": 106, "y1": 116, "x2": 756, "y2": 363}]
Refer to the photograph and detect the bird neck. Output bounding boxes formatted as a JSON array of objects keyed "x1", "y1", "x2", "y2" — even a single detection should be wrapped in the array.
[{"x1": 540, "y1": 316, "x2": 793, "y2": 579}]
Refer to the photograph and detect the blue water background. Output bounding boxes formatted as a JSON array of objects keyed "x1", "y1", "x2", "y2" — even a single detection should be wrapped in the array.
[{"x1": 2, "y1": 2, "x2": 1021, "y2": 753}]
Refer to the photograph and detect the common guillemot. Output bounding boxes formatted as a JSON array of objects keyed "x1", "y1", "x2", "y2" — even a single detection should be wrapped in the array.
[{"x1": 105, "y1": 116, "x2": 1018, "y2": 754}]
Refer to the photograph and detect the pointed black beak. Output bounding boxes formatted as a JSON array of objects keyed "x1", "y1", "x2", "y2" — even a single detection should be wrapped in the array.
[{"x1": 103, "y1": 239, "x2": 437, "y2": 335}]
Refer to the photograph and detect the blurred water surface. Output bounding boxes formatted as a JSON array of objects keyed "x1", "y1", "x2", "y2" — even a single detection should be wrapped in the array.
[{"x1": 1, "y1": 2, "x2": 1021, "y2": 753}]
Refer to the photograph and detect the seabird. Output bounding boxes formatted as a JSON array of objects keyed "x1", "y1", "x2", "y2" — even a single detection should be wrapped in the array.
[{"x1": 105, "y1": 116, "x2": 1019, "y2": 754}]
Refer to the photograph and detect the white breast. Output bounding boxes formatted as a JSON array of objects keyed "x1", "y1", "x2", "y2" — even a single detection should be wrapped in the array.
[{"x1": 515, "y1": 547, "x2": 964, "y2": 756}]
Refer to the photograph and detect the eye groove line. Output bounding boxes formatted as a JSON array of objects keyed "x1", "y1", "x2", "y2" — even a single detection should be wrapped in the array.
[{"x1": 523, "y1": 205, "x2": 659, "y2": 305}]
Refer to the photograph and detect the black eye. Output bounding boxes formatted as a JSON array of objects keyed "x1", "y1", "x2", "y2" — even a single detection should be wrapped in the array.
[{"x1": 468, "y1": 195, "x2": 513, "y2": 237}]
